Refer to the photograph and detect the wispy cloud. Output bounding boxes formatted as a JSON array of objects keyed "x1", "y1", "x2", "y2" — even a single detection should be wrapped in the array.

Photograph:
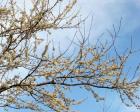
[{"x1": 78, "y1": 0, "x2": 140, "y2": 36}]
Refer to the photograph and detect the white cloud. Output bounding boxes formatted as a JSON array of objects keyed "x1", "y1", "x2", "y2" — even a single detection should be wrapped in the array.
[{"x1": 77, "y1": 0, "x2": 140, "y2": 36}]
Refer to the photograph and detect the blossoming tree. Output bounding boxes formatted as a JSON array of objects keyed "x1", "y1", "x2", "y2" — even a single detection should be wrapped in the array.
[{"x1": 0, "y1": 0, "x2": 140, "y2": 112}]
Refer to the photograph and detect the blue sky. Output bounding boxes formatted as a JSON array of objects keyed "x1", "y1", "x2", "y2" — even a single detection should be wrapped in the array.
[
  {"x1": 2, "y1": 0, "x2": 140, "y2": 112},
  {"x1": 71, "y1": 0, "x2": 140, "y2": 112}
]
